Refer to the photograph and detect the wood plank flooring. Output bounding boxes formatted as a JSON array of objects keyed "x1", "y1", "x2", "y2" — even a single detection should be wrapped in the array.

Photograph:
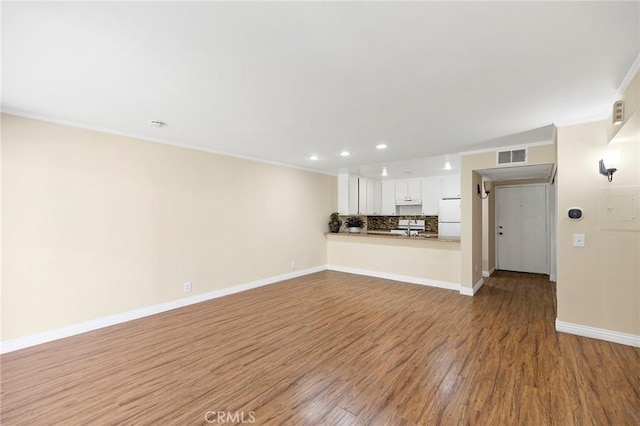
[{"x1": 1, "y1": 271, "x2": 639, "y2": 425}]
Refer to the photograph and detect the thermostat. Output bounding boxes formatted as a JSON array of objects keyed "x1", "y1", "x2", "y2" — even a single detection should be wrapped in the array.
[{"x1": 568, "y1": 208, "x2": 583, "y2": 220}]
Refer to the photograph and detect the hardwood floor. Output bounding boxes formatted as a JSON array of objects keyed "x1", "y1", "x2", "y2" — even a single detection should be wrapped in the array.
[{"x1": 1, "y1": 271, "x2": 639, "y2": 425}]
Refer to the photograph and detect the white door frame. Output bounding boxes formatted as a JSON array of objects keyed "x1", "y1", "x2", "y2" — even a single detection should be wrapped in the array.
[{"x1": 494, "y1": 183, "x2": 551, "y2": 274}]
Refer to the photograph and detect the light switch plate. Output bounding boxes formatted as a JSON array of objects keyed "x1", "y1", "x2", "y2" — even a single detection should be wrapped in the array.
[{"x1": 573, "y1": 234, "x2": 585, "y2": 247}]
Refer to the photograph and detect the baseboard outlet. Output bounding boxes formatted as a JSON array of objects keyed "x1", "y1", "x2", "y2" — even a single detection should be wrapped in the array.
[
  {"x1": 1, "y1": 265, "x2": 326, "y2": 354},
  {"x1": 482, "y1": 267, "x2": 495, "y2": 278},
  {"x1": 460, "y1": 277, "x2": 484, "y2": 296},
  {"x1": 555, "y1": 319, "x2": 640, "y2": 348},
  {"x1": 326, "y1": 264, "x2": 460, "y2": 292}
]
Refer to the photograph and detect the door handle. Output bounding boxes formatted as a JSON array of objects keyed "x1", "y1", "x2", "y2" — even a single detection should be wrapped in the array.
[{"x1": 499, "y1": 232, "x2": 503, "y2": 235}]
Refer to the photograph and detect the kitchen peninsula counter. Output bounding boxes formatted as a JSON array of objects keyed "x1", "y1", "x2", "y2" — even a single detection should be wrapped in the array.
[
  {"x1": 326, "y1": 231, "x2": 461, "y2": 292},
  {"x1": 325, "y1": 231, "x2": 460, "y2": 243}
]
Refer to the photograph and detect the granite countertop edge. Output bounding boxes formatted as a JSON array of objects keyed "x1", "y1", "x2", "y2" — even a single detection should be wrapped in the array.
[{"x1": 325, "y1": 231, "x2": 460, "y2": 243}]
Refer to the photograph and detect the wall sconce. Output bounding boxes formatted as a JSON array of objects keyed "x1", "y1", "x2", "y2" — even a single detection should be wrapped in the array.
[
  {"x1": 477, "y1": 182, "x2": 490, "y2": 199},
  {"x1": 612, "y1": 100, "x2": 624, "y2": 125},
  {"x1": 599, "y1": 159, "x2": 617, "y2": 182},
  {"x1": 599, "y1": 150, "x2": 620, "y2": 182}
]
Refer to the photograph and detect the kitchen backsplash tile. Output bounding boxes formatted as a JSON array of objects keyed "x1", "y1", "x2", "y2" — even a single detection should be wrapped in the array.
[{"x1": 343, "y1": 215, "x2": 438, "y2": 232}]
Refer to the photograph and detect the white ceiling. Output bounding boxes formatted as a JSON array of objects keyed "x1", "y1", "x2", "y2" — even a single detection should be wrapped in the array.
[{"x1": 2, "y1": 2, "x2": 639, "y2": 176}]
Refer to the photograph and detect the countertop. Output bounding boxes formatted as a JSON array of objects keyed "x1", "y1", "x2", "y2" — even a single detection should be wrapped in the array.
[{"x1": 325, "y1": 230, "x2": 460, "y2": 243}]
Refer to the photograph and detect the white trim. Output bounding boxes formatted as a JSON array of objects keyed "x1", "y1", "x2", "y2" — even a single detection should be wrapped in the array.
[
  {"x1": 556, "y1": 319, "x2": 640, "y2": 348},
  {"x1": 460, "y1": 278, "x2": 484, "y2": 296},
  {"x1": 326, "y1": 264, "x2": 460, "y2": 292},
  {"x1": 482, "y1": 267, "x2": 495, "y2": 278},
  {"x1": 0, "y1": 110, "x2": 336, "y2": 177},
  {"x1": 459, "y1": 140, "x2": 554, "y2": 156},
  {"x1": 495, "y1": 183, "x2": 550, "y2": 274},
  {"x1": 615, "y1": 52, "x2": 640, "y2": 100},
  {"x1": 0, "y1": 266, "x2": 326, "y2": 354}
]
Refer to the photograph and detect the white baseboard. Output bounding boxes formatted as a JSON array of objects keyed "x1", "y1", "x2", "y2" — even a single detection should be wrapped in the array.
[
  {"x1": 556, "y1": 319, "x2": 640, "y2": 348},
  {"x1": 1, "y1": 266, "x2": 326, "y2": 354},
  {"x1": 326, "y1": 264, "x2": 460, "y2": 292},
  {"x1": 482, "y1": 267, "x2": 495, "y2": 278},
  {"x1": 460, "y1": 277, "x2": 484, "y2": 296}
]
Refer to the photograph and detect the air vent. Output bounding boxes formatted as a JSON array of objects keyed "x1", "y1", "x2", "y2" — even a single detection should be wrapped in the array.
[{"x1": 497, "y1": 148, "x2": 527, "y2": 165}]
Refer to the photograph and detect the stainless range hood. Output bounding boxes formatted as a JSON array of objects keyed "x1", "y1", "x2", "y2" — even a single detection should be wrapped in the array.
[{"x1": 395, "y1": 198, "x2": 422, "y2": 206}]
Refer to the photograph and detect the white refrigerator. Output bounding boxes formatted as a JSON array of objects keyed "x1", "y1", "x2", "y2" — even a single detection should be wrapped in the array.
[{"x1": 438, "y1": 199, "x2": 461, "y2": 238}]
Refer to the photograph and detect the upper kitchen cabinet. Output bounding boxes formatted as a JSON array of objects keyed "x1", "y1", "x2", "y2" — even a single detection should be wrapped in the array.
[
  {"x1": 373, "y1": 181, "x2": 382, "y2": 215},
  {"x1": 381, "y1": 181, "x2": 397, "y2": 215},
  {"x1": 362, "y1": 179, "x2": 382, "y2": 215},
  {"x1": 359, "y1": 177, "x2": 380, "y2": 215},
  {"x1": 421, "y1": 177, "x2": 442, "y2": 215},
  {"x1": 349, "y1": 176, "x2": 359, "y2": 212},
  {"x1": 339, "y1": 174, "x2": 383, "y2": 215},
  {"x1": 338, "y1": 174, "x2": 360, "y2": 215},
  {"x1": 395, "y1": 179, "x2": 422, "y2": 202},
  {"x1": 358, "y1": 178, "x2": 368, "y2": 214},
  {"x1": 441, "y1": 175, "x2": 461, "y2": 199}
]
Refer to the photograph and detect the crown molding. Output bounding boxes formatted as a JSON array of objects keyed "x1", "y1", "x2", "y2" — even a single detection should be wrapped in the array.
[
  {"x1": 615, "y1": 52, "x2": 640, "y2": 100},
  {"x1": 0, "y1": 109, "x2": 335, "y2": 177}
]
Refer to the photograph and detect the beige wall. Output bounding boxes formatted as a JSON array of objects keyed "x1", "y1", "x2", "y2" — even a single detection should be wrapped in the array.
[
  {"x1": 556, "y1": 119, "x2": 639, "y2": 335},
  {"x1": 461, "y1": 143, "x2": 557, "y2": 288},
  {"x1": 326, "y1": 234, "x2": 461, "y2": 285},
  {"x1": 1, "y1": 114, "x2": 336, "y2": 340}
]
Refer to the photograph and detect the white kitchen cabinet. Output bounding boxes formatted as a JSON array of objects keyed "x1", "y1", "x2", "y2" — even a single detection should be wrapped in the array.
[
  {"x1": 337, "y1": 174, "x2": 349, "y2": 215},
  {"x1": 421, "y1": 177, "x2": 442, "y2": 215},
  {"x1": 373, "y1": 181, "x2": 382, "y2": 215},
  {"x1": 349, "y1": 176, "x2": 359, "y2": 214},
  {"x1": 394, "y1": 179, "x2": 422, "y2": 201},
  {"x1": 441, "y1": 175, "x2": 461, "y2": 199},
  {"x1": 358, "y1": 178, "x2": 367, "y2": 214},
  {"x1": 339, "y1": 174, "x2": 384, "y2": 215},
  {"x1": 358, "y1": 177, "x2": 379, "y2": 215},
  {"x1": 408, "y1": 179, "x2": 421, "y2": 200},
  {"x1": 394, "y1": 181, "x2": 406, "y2": 200},
  {"x1": 381, "y1": 181, "x2": 397, "y2": 215},
  {"x1": 337, "y1": 173, "x2": 360, "y2": 215},
  {"x1": 365, "y1": 179, "x2": 377, "y2": 214}
]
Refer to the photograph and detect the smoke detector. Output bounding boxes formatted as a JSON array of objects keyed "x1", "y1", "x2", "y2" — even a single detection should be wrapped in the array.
[{"x1": 148, "y1": 120, "x2": 167, "y2": 128}]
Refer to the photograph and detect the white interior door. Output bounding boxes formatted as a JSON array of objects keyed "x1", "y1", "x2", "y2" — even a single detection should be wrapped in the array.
[{"x1": 496, "y1": 185, "x2": 548, "y2": 274}]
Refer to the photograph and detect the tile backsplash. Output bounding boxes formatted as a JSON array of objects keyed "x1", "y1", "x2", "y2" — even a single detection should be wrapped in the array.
[{"x1": 341, "y1": 215, "x2": 438, "y2": 233}]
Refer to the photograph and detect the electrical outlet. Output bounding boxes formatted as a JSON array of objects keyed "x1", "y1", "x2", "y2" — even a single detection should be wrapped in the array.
[
  {"x1": 291, "y1": 261, "x2": 296, "y2": 269},
  {"x1": 183, "y1": 282, "x2": 191, "y2": 293}
]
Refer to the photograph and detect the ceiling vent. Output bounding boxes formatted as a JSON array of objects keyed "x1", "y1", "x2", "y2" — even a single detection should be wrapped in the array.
[{"x1": 497, "y1": 148, "x2": 527, "y2": 165}]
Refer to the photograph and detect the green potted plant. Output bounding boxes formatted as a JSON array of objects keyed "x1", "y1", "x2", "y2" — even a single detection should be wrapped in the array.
[
  {"x1": 345, "y1": 216, "x2": 365, "y2": 233},
  {"x1": 328, "y1": 212, "x2": 342, "y2": 233}
]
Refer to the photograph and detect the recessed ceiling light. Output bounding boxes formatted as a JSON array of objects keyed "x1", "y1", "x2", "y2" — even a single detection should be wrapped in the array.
[
  {"x1": 340, "y1": 151, "x2": 351, "y2": 157},
  {"x1": 381, "y1": 167, "x2": 388, "y2": 177},
  {"x1": 309, "y1": 155, "x2": 319, "y2": 161},
  {"x1": 444, "y1": 161, "x2": 452, "y2": 170},
  {"x1": 376, "y1": 143, "x2": 387, "y2": 150},
  {"x1": 148, "y1": 120, "x2": 167, "y2": 128}
]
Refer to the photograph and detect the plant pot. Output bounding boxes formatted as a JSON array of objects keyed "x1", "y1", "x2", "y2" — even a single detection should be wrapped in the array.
[
  {"x1": 348, "y1": 227, "x2": 362, "y2": 233},
  {"x1": 329, "y1": 223, "x2": 341, "y2": 233}
]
